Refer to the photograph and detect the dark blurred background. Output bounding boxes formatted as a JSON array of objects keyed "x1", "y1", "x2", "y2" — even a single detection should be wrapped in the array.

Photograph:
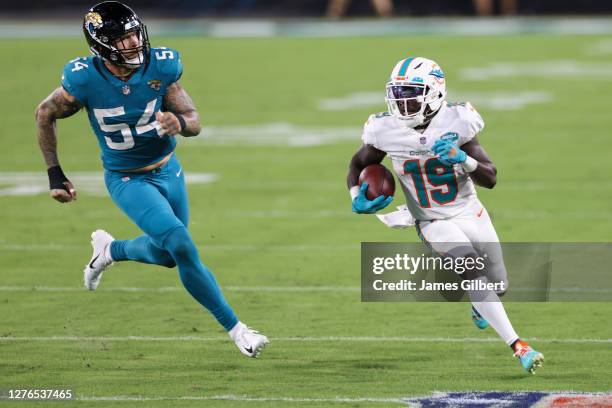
[{"x1": 2, "y1": 0, "x2": 612, "y2": 18}]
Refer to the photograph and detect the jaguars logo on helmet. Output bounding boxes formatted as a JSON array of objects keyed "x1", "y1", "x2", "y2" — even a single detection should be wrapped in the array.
[{"x1": 85, "y1": 12, "x2": 103, "y2": 28}]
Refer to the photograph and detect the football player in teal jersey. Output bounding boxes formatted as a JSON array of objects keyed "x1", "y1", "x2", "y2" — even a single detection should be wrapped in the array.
[{"x1": 35, "y1": 1, "x2": 268, "y2": 358}]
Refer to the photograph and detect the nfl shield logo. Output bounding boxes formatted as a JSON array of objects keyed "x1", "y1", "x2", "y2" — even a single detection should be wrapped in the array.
[
  {"x1": 122, "y1": 85, "x2": 131, "y2": 95},
  {"x1": 420, "y1": 136, "x2": 427, "y2": 144}
]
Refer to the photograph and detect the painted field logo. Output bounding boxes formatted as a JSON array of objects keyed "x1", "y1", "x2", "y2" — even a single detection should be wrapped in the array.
[{"x1": 404, "y1": 392, "x2": 611, "y2": 407}]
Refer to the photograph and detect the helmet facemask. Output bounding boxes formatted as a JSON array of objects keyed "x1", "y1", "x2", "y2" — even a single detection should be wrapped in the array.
[
  {"x1": 386, "y1": 82, "x2": 441, "y2": 128},
  {"x1": 109, "y1": 25, "x2": 148, "y2": 68}
]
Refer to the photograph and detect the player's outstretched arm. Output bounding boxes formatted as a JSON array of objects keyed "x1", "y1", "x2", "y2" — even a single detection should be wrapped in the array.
[
  {"x1": 158, "y1": 81, "x2": 202, "y2": 137},
  {"x1": 460, "y1": 137, "x2": 497, "y2": 189},
  {"x1": 35, "y1": 87, "x2": 82, "y2": 203}
]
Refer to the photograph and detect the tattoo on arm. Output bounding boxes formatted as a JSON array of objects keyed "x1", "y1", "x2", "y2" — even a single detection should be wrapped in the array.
[
  {"x1": 163, "y1": 81, "x2": 202, "y2": 137},
  {"x1": 35, "y1": 87, "x2": 82, "y2": 168},
  {"x1": 347, "y1": 144, "x2": 387, "y2": 188}
]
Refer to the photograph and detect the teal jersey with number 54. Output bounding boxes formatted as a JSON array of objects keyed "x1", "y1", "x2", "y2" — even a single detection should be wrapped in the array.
[{"x1": 61, "y1": 47, "x2": 182, "y2": 171}]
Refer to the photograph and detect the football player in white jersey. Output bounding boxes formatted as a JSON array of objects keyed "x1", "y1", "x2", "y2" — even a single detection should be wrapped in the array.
[{"x1": 347, "y1": 57, "x2": 544, "y2": 373}]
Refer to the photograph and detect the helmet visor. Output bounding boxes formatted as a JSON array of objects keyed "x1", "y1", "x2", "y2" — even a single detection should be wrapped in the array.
[{"x1": 387, "y1": 85, "x2": 425, "y2": 116}]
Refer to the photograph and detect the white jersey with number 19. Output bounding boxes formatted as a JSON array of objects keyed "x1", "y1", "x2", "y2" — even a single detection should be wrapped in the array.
[{"x1": 361, "y1": 101, "x2": 485, "y2": 222}]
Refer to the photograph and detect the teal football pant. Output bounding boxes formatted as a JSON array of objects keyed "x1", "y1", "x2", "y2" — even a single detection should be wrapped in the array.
[{"x1": 105, "y1": 153, "x2": 238, "y2": 331}]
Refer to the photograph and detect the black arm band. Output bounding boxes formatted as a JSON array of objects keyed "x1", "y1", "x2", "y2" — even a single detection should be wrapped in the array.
[
  {"x1": 47, "y1": 165, "x2": 69, "y2": 190},
  {"x1": 174, "y1": 113, "x2": 187, "y2": 132}
]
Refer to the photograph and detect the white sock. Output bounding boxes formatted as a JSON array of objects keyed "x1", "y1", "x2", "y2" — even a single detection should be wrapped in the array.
[
  {"x1": 468, "y1": 274, "x2": 519, "y2": 346},
  {"x1": 104, "y1": 242, "x2": 114, "y2": 262},
  {"x1": 228, "y1": 321, "x2": 245, "y2": 340},
  {"x1": 471, "y1": 299, "x2": 519, "y2": 346}
]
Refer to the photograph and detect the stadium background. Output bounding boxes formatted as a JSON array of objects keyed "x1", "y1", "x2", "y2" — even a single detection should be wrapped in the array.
[
  {"x1": 4, "y1": 0, "x2": 612, "y2": 16},
  {"x1": 1, "y1": 0, "x2": 611, "y2": 406}
]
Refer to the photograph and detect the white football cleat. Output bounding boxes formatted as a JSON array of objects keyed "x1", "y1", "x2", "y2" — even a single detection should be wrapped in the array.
[
  {"x1": 83, "y1": 229, "x2": 114, "y2": 290},
  {"x1": 229, "y1": 322, "x2": 269, "y2": 358}
]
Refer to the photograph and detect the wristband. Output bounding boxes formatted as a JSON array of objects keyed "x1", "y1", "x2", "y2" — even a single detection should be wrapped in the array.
[
  {"x1": 173, "y1": 113, "x2": 187, "y2": 132},
  {"x1": 349, "y1": 185, "x2": 360, "y2": 200},
  {"x1": 47, "y1": 165, "x2": 69, "y2": 190},
  {"x1": 461, "y1": 156, "x2": 478, "y2": 173}
]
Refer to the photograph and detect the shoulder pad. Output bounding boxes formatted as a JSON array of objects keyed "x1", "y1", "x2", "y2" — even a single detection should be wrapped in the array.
[
  {"x1": 61, "y1": 57, "x2": 92, "y2": 103},
  {"x1": 454, "y1": 102, "x2": 484, "y2": 132},
  {"x1": 362, "y1": 112, "x2": 393, "y2": 146},
  {"x1": 151, "y1": 47, "x2": 183, "y2": 83},
  {"x1": 365, "y1": 111, "x2": 393, "y2": 130},
  {"x1": 447, "y1": 101, "x2": 484, "y2": 143},
  {"x1": 62, "y1": 57, "x2": 91, "y2": 86},
  {"x1": 373, "y1": 111, "x2": 392, "y2": 120}
]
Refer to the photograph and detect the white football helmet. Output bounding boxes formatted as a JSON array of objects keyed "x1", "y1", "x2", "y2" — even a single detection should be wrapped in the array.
[{"x1": 385, "y1": 57, "x2": 447, "y2": 128}]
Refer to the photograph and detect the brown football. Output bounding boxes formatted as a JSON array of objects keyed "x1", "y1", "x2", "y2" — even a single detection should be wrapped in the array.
[{"x1": 358, "y1": 164, "x2": 395, "y2": 200}]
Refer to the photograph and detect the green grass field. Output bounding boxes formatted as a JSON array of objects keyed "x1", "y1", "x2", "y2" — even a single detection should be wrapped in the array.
[{"x1": 1, "y1": 32, "x2": 611, "y2": 407}]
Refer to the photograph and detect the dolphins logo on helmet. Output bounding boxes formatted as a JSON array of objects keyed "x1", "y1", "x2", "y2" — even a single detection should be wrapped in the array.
[{"x1": 385, "y1": 57, "x2": 447, "y2": 128}]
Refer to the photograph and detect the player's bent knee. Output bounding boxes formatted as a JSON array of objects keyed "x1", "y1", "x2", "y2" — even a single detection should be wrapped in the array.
[
  {"x1": 440, "y1": 245, "x2": 483, "y2": 278},
  {"x1": 463, "y1": 268, "x2": 485, "y2": 281},
  {"x1": 444, "y1": 245, "x2": 478, "y2": 261},
  {"x1": 164, "y1": 226, "x2": 198, "y2": 261},
  {"x1": 495, "y1": 278, "x2": 509, "y2": 296},
  {"x1": 456, "y1": 252, "x2": 486, "y2": 282}
]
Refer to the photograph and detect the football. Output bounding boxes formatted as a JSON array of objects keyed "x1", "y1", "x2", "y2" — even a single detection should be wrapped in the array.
[{"x1": 358, "y1": 164, "x2": 396, "y2": 200}]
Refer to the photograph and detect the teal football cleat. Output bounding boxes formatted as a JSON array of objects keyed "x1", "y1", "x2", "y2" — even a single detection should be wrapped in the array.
[
  {"x1": 514, "y1": 342, "x2": 544, "y2": 374},
  {"x1": 471, "y1": 306, "x2": 489, "y2": 329}
]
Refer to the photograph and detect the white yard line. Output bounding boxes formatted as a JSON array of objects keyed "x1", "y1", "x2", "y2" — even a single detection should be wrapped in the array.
[
  {"x1": 585, "y1": 39, "x2": 612, "y2": 55},
  {"x1": 0, "y1": 335, "x2": 609, "y2": 344},
  {"x1": 68, "y1": 392, "x2": 612, "y2": 405},
  {"x1": 0, "y1": 286, "x2": 360, "y2": 293},
  {"x1": 0, "y1": 285, "x2": 609, "y2": 294},
  {"x1": 461, "y1": 60, "x2": 612, "y2": 80},
  {"x1": 0, "y1": 172, "x2": 217, "y2": 197},
  {"x1": 76, "y1": 395, "x2": 404, "y2": 403},
  {"x1": 0, "y1": 243, "x2": 359, "y2": 251},
  {"x1": 193, "y1": 122, "x2": 359, "y2": 146},
  {"x1": 317, "y1": 90, "x2": 553, "y2": 111}
]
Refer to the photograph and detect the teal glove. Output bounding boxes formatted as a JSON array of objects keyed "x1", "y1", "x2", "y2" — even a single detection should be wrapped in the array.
[
  {"x1": 352, "y1": 182, "x2": 393, "y2": 214},
  {"x1": 432, "y1": 139, "x2": 466, "y2": 166}
]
